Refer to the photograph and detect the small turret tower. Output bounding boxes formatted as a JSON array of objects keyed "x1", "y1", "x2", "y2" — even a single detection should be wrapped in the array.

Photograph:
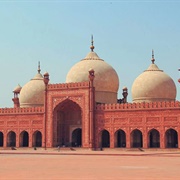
[{"x1": 12, "y1": 84, "x2": 22, "y2": 108}]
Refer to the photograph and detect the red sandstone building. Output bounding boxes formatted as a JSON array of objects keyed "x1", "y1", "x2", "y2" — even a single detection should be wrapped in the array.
[{"x1": 0, "y1": 40, "x2": 179, "y2": 150}]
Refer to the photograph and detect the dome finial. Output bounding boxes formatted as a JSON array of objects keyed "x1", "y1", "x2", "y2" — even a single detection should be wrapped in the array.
[
  {"x1": 151, "y1": 49, "x2": 155, "y2": 64},
  {"x1": 38, "y1": 61, "x2": 41, "y2": 74},
  {"x1": 90, "y1": 35, "x2": 95, "y2": 52}
]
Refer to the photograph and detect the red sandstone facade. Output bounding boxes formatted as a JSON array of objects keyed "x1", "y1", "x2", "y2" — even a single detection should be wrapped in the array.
[{"x1": 0, "y1": 70, "x2": 180, "y2": 149}]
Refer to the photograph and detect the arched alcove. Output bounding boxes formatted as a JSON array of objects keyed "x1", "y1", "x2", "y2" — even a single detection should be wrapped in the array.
[
  {"x1": 101, "y1": 129, "x2": 110, "y2": 148},
  {"x1": 148, "y1": 129, "x2": 160, "y2": 148},
  {"x1": 0, "y1": 132, "x2": 3, "y2": 147},
  {"x1": 20, "y1": 131, "x2": 29, "y2": 147},
  {"x1": 7, "y1": 131, "x2": 16, "y2": 147},
  {"x1": 72, "y1": 128, "x2": 82, "y2": 147},
  {"x1": 165, "y1": 128, "x2": 178, "y2": 148},
  {"x1": 33, "y1": 131, "x2": 42, "y2": 147},
  {"x1": 130, "y1": 129, "x2": 143, "y2": 148},
  {"x1": 53, "y1": 99, "x2": 82, "y2": 147},
  {"x1": 114, "y1": 129, "x2": 126, "y2": 148}
]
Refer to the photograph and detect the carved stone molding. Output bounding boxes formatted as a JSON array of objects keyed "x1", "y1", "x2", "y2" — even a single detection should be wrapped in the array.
[{"x1": 52, "y1": 96, "x2": 84, "y2": 110}]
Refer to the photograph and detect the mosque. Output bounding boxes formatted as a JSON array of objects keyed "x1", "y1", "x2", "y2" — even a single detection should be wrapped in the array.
[{"x1": 0, "y1": 38, "x2": 179, "y2": 150}]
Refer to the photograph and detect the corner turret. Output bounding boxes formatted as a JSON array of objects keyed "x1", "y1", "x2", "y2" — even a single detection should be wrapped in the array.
[{"x1": 12, "y1": 84, "x2": 22, "y2": 108}]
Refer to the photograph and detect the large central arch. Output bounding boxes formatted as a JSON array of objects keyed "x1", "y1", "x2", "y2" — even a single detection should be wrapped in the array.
[{"x1": 53, "y1": 99, "x2": 82, "y2": 147}]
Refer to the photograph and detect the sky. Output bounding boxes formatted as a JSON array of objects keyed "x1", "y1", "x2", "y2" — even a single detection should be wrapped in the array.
[{"x1": 0, "y1": 0, "x2": 180, "y2": 107}]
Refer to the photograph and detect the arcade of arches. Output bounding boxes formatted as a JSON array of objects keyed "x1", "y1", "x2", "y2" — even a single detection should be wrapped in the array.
[
  {"x1": 0, "y1": 130, "x2": 42, "y2": 148},
  {"x1": 0, "y1": 128, "x2": 178, "y2": 148},
  {"x1": 98, "y1": 128, "x2": 178, "y2": 148}
]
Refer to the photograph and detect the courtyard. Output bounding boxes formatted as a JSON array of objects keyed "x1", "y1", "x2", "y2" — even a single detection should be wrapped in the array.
[{"x1": 0, "y1": 149, "x2": 180, "y2": 179}]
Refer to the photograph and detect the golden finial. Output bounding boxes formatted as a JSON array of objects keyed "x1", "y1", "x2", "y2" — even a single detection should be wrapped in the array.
[
  {"x1": 38, "y1": 61, "x2": 41, "y2": 73},
  {"x1": 90, "y1": 35, "x2": 94, "y2": 52},
  {"x1": 151, "y1": 49, "x2": 155, "y2": 64}
]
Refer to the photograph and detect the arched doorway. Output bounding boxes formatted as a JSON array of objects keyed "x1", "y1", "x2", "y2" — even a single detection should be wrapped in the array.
[
  {"x1": 148, "y1": 129, "x2": 160, "y2": 148},
  {"x1": 165, "y1": 129, "x2": 178, "y2": 148},
  {"x1": 115, "y1": 129, "x2": 126, "y2": 148},
  {"x1": 20, "y1": 131, "x2": 29, "y2": 147},
  {"x1": 53, "y1": 99, "x2": 82, "y2": 147},
  {"x1": 131, "y1": 129, "x2": 143, "y2": 148},
  {"x1": 72, "y1": 128, "x2": 82, "y2": 147},
  {"x1": 7, "y1": 131, "x2": 16, "y2": 147},
  {"x1": 33, "y1": 131, "x2": 42, "y2": 147},
  {"x1": 0, "y1": 132, "x2": 3, "y2": 147},
  {"x1": 101, "y1": 130, "x2": 110, "y2": 148}
]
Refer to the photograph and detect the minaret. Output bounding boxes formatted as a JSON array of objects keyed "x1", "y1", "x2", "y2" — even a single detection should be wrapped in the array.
[
  {"x1": 43, "y1": 71, "x2": 50, "y2": 150},
  {"x1": 89, "y1": 67, "x2": 95, "y2": 149}
]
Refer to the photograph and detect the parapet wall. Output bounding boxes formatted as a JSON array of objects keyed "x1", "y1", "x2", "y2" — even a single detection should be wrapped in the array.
[
  {"x1": 0, "y1": 107, "x2": 44, "y2": 114},
  {"x1": 48, "y1": 81, "x2": 90, "y2": 90},
  {"x1": 96, "y1": 101, "x2": 180, "y2": 111}
]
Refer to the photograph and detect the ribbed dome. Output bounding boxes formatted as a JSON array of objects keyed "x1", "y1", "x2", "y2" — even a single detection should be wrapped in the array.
[
  {"x1": 66, "y1": 46, "x2": 119, "y2": 104},
  {"x1": 19, "y1": 68, "x2": 45, "y2": 107},
  {"x1": 132, "y1": 53, "x2": 177, "y2": 102}
]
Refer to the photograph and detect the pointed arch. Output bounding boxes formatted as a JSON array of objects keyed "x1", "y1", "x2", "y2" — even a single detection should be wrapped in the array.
[
  {"x1": 130, "y1": 129, "x2": 143, "y2": 148},
  {"x1": 114, "y1": 129, "x2": 126, "y2": 148},
  {"x1": 165, "y1": 128, "x2": 178, "y2": 148},
  {"x1": 53, "y1": 99, "x2": 82, "y2": 147},
  {"x1": 54, "y1": 98, "x2": 82, "y2": 112},
  {"x1": 148, "y1": 129, "x2": 160, "y2": 148},
  {"x1": 0, "y1": 131, "x2": 3, "y2": 147},
  {"x1": 20, "y1": 131, "x2": 29, "y2": 147},
  {"x1": 100, "y1": 129, "x2": 110, "y2": 148},
  {"x1": 33, "y1": 131, "x2": 42, "y2": 147},
  {"x1": 72, "y1": 128, "x2": 82, "y2": 147},
  {"x1": 7, "y1": 131, "x2": 16, "y2": 147}
]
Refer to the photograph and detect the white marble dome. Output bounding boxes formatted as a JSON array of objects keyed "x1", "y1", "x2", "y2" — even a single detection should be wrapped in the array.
[
  {"x1": 132, "y1": 54, "x2": 177, "y2": 102},
  {"x1": 19, "y1": 68, "x2": 45, "y2": 107},
  {"x1": 66, "y1": 47, "x2": 119, "y2": 104}
]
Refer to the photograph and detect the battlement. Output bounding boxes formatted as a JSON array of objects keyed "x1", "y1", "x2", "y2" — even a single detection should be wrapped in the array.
[
  {"x1": 48, "y1": 81, "x2": 90, "y2": 90},
  {"x1": 0, "y1": 107, "x2": 44, "y2": 114},
  {"x1": 96, "y1": 101, "x2": 180, "y2": 111}
]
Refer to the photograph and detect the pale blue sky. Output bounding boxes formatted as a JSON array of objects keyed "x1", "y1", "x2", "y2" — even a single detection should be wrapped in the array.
[{"x1": 0, "y1": 1, "x2": 179, "y2": 107}]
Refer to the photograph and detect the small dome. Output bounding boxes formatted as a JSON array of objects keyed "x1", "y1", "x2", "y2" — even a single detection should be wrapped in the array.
[
  {"x1": 44, "y1": 71, "x2": 49, "y2": 76},
  {"x1": 132, "y1": 52, "x2": 177, "y2": 102},
  {"x1": 13, "y1": 84, "x2": 22, "y2": 94},
  {"x1": 66, "y1": 42, "x2": 119, "y2": 103},
  {"x1": 19, "y1": 67, "x2": 45, "y2": 107}
]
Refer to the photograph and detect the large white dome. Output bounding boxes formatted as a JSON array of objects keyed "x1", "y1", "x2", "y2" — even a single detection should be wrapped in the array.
[
  {"x1": 66, "y1": 47, "x2": 119, "y2": 104},
  {"x1": 19, "y1": 68, "x2": 45, "y2": 107},
  {"x1": 131, "y1": 54, "x2": 177, "y2": 103}
]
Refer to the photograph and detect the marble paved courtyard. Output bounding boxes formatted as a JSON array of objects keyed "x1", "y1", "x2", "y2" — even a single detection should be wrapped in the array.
[{"x1": 0, "y1": 149, "x2": 180, "y2": 180}]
